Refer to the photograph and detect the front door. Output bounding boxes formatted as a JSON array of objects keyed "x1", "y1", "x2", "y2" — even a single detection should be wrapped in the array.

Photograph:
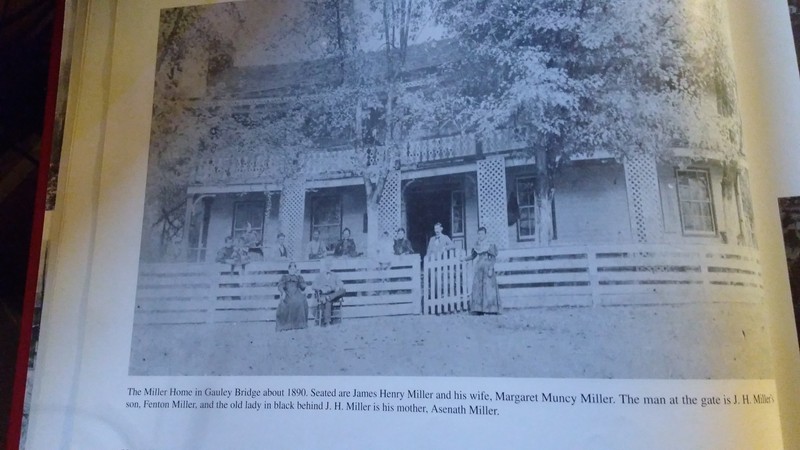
[
  {"x1": 406, "y1": 189, "x2": 451, "y2": 256},
  {"x1": 404, "y1": 175, "x2": 466, "y2": 256}
]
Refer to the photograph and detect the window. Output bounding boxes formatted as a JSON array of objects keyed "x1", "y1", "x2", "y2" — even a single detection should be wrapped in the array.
[
  {"x1": 516, "y1": 177, "x2": 537, "y2": 240},
  {"x1": 451, "y1": 190, "x2": 465, "y2": 237},
  {"x1": 311, "y1": 195, "x2": 342, "y2": 248},
  {"x1": 232, "y1": 201, "x2": 265, "y2": 241},
  {"x1": 676, "y1": 169, "x2": 716, "y2": 235}
]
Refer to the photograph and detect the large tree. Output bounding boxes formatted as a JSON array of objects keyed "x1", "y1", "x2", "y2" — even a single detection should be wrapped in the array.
[
  {"x1": 255, "y1": 0, "x2": 444, "y2": 250},
  {"x1": 143, "y1": 4, "x2": 244, "y2": 260},
  {"x1": 434, "y1": 0, "x2": 741, "y2": 243}
]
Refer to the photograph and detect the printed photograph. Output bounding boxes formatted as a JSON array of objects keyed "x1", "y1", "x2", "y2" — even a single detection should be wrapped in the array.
[
  {"x1": 789, "y1": 0, "x2": 800, "y2": 72},
  {"x1": 130, "y1": 0, "x2": 772, "y2": 378},
  {"x1": 779, "y1": 196, "x2": 800, "y2": 347}
]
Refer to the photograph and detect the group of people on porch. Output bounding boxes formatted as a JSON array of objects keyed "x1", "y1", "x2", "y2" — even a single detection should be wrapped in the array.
[
  {"x1": 216, "y1": 225, "x2": 421, "y2": 267},
  {"x1": 217, "y1": 221, "x2": 502, "y2": 330}
]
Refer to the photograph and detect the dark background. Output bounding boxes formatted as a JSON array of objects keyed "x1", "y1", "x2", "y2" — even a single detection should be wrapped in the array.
[
  {"x1": 1, "y1": 0, "x2": 58, "y2": 445},
  {"x1": 0, "y1": 0, "x2": 798, "y2": 447}
]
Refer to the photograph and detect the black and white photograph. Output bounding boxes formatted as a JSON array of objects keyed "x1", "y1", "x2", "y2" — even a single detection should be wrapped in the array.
[
  {"x1": 130, "y1": 0, "x2": 772, "y2": 379},
  {"x1": 779, "y1": 196, "x2": 800, "y2": 346}
]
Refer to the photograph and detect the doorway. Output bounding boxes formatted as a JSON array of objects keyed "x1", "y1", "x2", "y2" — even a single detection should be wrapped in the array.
[{"x1": 404, "y1": 175, "x2": 466, "y2": 256}]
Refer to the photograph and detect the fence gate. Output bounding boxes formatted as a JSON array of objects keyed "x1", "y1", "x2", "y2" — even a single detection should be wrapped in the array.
[{"x1": 422, "y1": 249, "x2": 473, "y2": 314}]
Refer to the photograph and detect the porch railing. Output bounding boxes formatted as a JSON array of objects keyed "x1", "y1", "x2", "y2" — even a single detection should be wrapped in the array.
[
  {"x1": 190, "y1": 130, "x2": 529, "y2": 184},
  {"x1": 402, "y1": 135, "x2": 476, "y2": 165},
  {"x1": 134, "y1": 254, "x2": 421, "y2": 325}
]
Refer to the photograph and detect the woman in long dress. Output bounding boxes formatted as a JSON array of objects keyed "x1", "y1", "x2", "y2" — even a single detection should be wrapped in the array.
[
  {"x1": 463, "y1": 226, "x2": 501, "y2": 314},
  {"x1": 275, "y1": 262, "x2": 309, "y2": 331}
]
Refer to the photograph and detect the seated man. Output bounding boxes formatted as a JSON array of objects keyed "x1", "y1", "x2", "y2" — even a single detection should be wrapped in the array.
[
  {"x1": 334, "y1": 227, "x2": 358, "y2": 257},
  {"x1": 215, "y1": 236, "x2": 236, "y2": 269},
  {"x1": 312, "y1": 259, "x2": 346, "y2": 326},
  {"x1": 308, "y1": 229, "x2": 326, "y2": 260}
]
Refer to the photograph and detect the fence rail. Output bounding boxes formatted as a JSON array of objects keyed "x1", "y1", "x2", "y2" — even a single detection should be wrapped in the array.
[
  {"x1": 495, "y1": 244, "x2": 762, "y2": 308},
  {"x1": 135, "y1": 244, "x2": 762, "y2": 324},
  {"x1": 420, "y1": 243, "x2": 762, "y2": 314},
  {"x1": 135, "y1": 255, "x2": 421, "y2": 325}
]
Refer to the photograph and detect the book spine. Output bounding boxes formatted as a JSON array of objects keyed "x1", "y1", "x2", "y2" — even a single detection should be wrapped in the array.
[{"x1": 5, "y1": 0, "x2": 66, "y2": 448}]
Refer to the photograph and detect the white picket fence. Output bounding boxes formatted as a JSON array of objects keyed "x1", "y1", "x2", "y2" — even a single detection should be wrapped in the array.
[
  {"x1": 495, "y1": 244, "x2": 762, "y2": 308},
  {"x1": 134, "y1": 255, "x2": 421, "y2": 325},
  {"x1": 420, "y1": 243, "x2": 762, "y2": 314},
  {"x1": 422, "y1": 249, "x2": 473, "y2": 314},
  {"x1": 135, "y1": 244, "x2": 762, "y2": 324}
]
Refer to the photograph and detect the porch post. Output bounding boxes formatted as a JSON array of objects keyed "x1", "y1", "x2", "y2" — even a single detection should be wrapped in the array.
[
  {"x1": 477, "y1": 156, "x2": 509, "y2": 249},
  {"x1": 278, "y1": 177, "x2": 306, "y2": 260},
  {"x1": 378, "y1": 170, "x2": 402, "y2": 235},
  {"x1": 735, "y1": 168, "x2": 756, "y2": 247},
  {"x1": 182, "y1": 194, "x2": 193, "y2": 262},
  {"x1": 623, "y1": 154, "x2": 663, "y2": 243}
]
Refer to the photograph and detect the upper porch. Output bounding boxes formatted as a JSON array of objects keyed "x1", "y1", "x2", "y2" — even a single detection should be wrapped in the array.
[{"x1": 190, "y1": 129, "x2": 530, "y2": 186}]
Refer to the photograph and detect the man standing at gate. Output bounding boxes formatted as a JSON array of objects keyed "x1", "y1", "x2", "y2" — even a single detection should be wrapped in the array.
[{"x1": 426, "y1": 222, "x2": 454, "y2": 257}]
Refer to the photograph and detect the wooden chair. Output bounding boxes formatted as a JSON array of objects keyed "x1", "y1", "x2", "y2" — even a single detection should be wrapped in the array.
[{"x1": 313, "y1": 288, "x2": 345, "y2": 326}]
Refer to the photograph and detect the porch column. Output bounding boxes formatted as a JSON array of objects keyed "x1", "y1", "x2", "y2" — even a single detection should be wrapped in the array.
[
  {"x1": 278, "y1": 177, "x2": 306, "y2": 260},
  {"x1": 378, "y1": 170, "x2": 402, "y2": 235},
  {"x1": 623, "y1": 154, "x2": 663, "y2": 243},
  {"x1": 735, "y1": 168, "x2": 756, "y2": 247},
  {"x1": 181, "y1": 194, "x2": 194, "y2": 262},
  {"x1": 477, "y1": 156, "x2": 509, "y2": 249}
]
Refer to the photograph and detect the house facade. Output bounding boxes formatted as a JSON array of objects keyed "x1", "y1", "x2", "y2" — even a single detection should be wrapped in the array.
[
  {"x1": 142, "y1": 32, "x2": 762, "y2": 318},
  {"x1": 185, "y1": 137, "x2": 755, "y2": 265},
  {"x1": 176, "y1": 38, "x2": 755, "y2": 264}
]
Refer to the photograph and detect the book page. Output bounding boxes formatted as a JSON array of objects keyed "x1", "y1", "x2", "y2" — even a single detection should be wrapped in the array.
[
  {"x1": 727, "y1": 1, "x2": 800, "y2": 448},
  {"x1": 21, "y1": 0, "x2": 796, "y2": 448}
]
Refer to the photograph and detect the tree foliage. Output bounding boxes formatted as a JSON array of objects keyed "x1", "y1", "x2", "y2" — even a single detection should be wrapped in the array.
[
  {"x1": 143, "y1": 0, "x2": 744, "y2": 257},
  {"x1": 433, "y1": 0, "x2": 741, "y2": 241}
]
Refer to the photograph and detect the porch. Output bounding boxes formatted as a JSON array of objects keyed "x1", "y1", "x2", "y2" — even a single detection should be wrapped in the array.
[
  {"x1": 134, "y1": 243, "x2": 762, "y2": 325},
  {"x1": 189, "y1": 129, "x2": 526, "y2": 185}
]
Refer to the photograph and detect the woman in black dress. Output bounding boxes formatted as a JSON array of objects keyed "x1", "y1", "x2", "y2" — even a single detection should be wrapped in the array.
[{"x1": 275, "y1": 262, "x2": 309, "y2": 331}]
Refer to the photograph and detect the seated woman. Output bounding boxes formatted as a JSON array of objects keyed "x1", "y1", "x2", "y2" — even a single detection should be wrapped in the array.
[
  {"x1": 275, "y1": 262, "x2": 308, "y2": 331},
  {"x1": 216, "y1": 236, "x2": 235, "y2": 266},
  {"x1": 334, "y1": 228, "x2": 358, "y2": 257},
  {"x1": 393, "y1": 227, "x2": 414, "y2": 255},
  {"x1": 243, "y1": 226, "x2": 263, "y2": 261},
  {"x1": 272, "y1": 232, "x2": 289, "y2": 260},
  {"x1": 373, "y1": 231, "x2": 395, "y2": 269}
]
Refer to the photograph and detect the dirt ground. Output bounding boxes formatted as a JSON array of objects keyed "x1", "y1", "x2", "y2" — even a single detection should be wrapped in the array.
[{"x1": 129, "y1": 302, "x2": 773, "y2": 379}]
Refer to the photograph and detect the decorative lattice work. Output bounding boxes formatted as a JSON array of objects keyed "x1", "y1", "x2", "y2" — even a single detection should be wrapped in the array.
[
  {"x1": 378, "y1": 170, "x2": 401, "y2": 235},
  {"x1": 623, "y1": 155, "x2": 663, "y2": 243},
  {"x1": 477, "y1": 156, "x2": 509, "y2": 249},
  {"x1": 278, "y1": 177, "x2": 306, "y2": 259}
]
